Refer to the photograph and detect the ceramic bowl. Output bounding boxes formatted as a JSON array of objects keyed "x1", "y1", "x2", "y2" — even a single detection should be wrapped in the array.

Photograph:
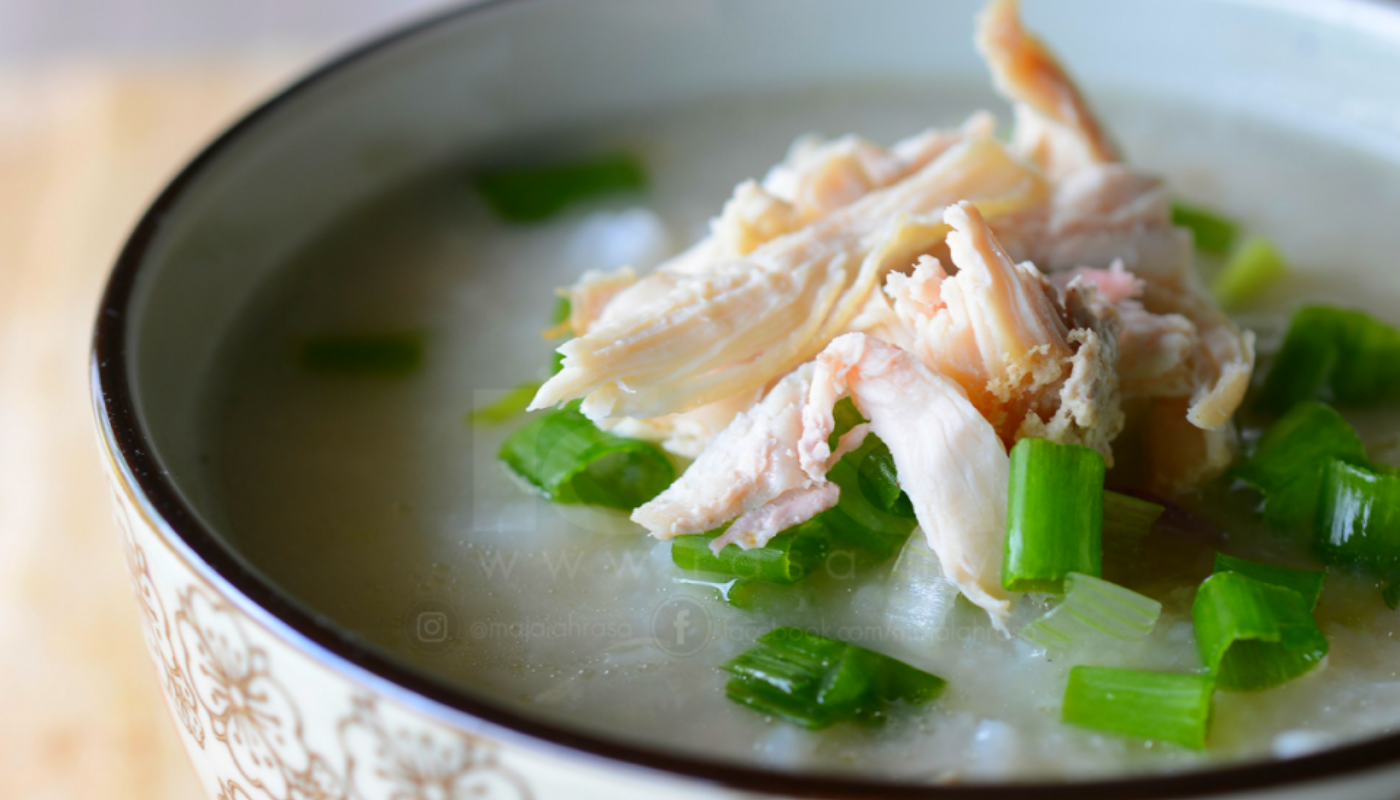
[{"x1": 92, "y1": 0, "x2": 1400, "y2": 798}]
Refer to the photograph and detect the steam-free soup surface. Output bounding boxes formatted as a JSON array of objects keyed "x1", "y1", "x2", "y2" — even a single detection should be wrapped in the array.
[{"x1": 208, "y1": 81, "x2": 1400, "y2": 781}]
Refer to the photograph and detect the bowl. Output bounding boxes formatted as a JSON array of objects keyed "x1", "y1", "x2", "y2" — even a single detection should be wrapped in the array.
[{"x1": 92, "y1": 0, "x2": 1400, "y2": 798}]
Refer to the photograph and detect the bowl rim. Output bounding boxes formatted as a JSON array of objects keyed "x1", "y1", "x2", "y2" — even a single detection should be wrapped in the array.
[{"x1": 91, "y1": 0, "x2": 1400, "y2": 796}]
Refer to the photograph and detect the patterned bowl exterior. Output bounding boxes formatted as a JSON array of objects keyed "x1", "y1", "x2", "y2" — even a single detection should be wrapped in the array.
[{"x1": 98, "y1": 432, "x2": 744, "y2": 800}]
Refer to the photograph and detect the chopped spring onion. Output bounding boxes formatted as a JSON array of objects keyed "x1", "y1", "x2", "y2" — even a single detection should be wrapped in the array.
[
  {"x1": 671, "y1": 523, "x2": 829, "y2": 584},
  {"x1": 1231, "y1": 401, "x2": 1367, "y2": 537},
  {"x1": 468, "y1": 382, "x2": 542, "y2": 425},
  {"x1": 499, "y1": 405, "x2": 673, "y2": 510},
  {"x1": 300, "y1": 332, "x2": 424, "y2": 377},
  {"x1": 1316, "y1": 458, "x2": 1400, "y2": 572},
  {"x1": 1211, "y1": 237, "x2": 1288, "y2": 311},
  {"x1": 1021, "y1": 572, "x2": 1162, "y2": 651},
  {"x1": 475, "y1": 153, "x2": 647, "y2": 223},
  {"x1": 1003, "y1": 438, "x2": 1106, "y2": 593},
  {"x1": 721, "y1": 627, "x2": 946, "y2": 729},
  {"x1": 824, "y1": 435, "x2": 918, "y2": 560},
  {"x1": 1257, "y1": 306, "x2": 1400, "y2": 415},
  {"x1": 1061, "y1": 666, "x2": 1214, "y2": 750},
  {"x1": 1384, "y1": 581, "x2": 1400, "y2": 611},
  {"x1": 1102, "y1": 490, "x2": 1164, "y2": 573},
  {"x1": 1171, "y1": 202, "x2": 1238, "y2": 255},
  {"x1": 1213, "y1": 553, "x2": 1325, "y2": 610},
  {"x1": 826, "y1": 397, "x2": 913, "y2": 516},
  {"x1": 1192, "y1": 572, "x2": 1329, "y2": 691}
]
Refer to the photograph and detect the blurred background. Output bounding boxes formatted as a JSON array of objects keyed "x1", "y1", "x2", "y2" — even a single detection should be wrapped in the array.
[{"x1": 0, "y1": 2, "x2": 452, "y2": 797}]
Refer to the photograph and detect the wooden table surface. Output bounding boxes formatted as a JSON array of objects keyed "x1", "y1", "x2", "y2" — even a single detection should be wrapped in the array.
[{"x1": 0, "y1": 56, "x2": 312, "y2": 800}]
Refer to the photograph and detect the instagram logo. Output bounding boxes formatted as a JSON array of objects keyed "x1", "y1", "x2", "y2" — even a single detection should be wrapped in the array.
[
  {"x1": 650, "y1": 595, "x2": 711, "y2": 658},
  {"x1": 404, "y1": 599, "x2": 458, "y2": 653}
]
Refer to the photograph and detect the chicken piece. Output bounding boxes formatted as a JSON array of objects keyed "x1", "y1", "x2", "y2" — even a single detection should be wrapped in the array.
[
  {"x1": 604, "y1": 387, "x2": 763, "y2": 458},
  {"x1": 553, "y1": 266, "x2": 637, "y2": 337},
  {"x1": 798, "y1": 333, "x2": 1014, "y2": 628},
  {"x1": 884, "y1": 201, "x2": 1123, "y2": 460},
  {"x1": 589, "y1": 113, "x2": 997, "y2": 332},
  {"x1": 532, "y1": 139, "x2": 1049, "y2": 422},
  {"x1": 976, "y1": 0, "x2": 1117, "y2": 179},
  {"x1": 631, "y1": 365, "x2": 818, "y2": 540},
  {"x1": 1027, "y1": 165, "x2": 1256, "y2": 431},
  {"x1": 1056, "y1": 263, "x2": 1198, "y2": 398}
]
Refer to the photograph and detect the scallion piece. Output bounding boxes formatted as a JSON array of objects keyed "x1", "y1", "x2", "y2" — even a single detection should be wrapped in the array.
[
  {"x1": 1021, "y1": 572, "x2": 1161, "y2": 652},
  {"x1": 468, "y1": 382, "x2": 542, "y2": 425},
  {"x1": 1003, "y1": 438, "x2": 1105, "y2": 593},
  {"x1": 1231, "y1": 401, "x2": 1367, "y2": 537},
  {"x1": 1212, "y1": 237, "x2": 1288, "y2": 311},
  {"x1": 1383, "y1": 581, "x2": 1400, "y2": 611},
  {"x1": 1192, "y1": 571, "x2": 1328, "y2": 691},
  {"x1": 1316, "y1": 458, "x2": 1400, "y2": 572},
  {"x1": 499, "y1": 405, "x2": 673, "y2": 510},
  {"x1": 721, "y1": 627, "x2": 946, "y2": 729},
  {"x1": 1213, "y1": 553, "x2": 1325, "y2": 610},
  {"x1": 671, "y1": 523, "x2": 829, "y2": 584},
  {"x1": 300, "y1": 332, "x2": 424, "y2": 377},
  {"x1": 1257, "y1": 305, "x2": 1400, "y2": 415},
  {"x1": 475, "y1": 153, "x2": 647, "y2": 223},
  {"x1": 1061, "y1": 666, "x2": 1214, "y2": 750},
  {"x1": 1102, "y1": 490, "x2": 1164, "y2": 572},
  {"x1": 1171, "y1": 202, "x2": 1238, "y2": 255}
]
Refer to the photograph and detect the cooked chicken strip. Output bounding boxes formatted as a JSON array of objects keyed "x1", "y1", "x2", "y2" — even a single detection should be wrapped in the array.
[
  {"x1": 883, "y1": 201, "x2": 1122, "y2": 460},
  {"x1": 1027, "y1": 165, "x2": 1256, "y2": 431},
  {"x1": 554, "y1": 266, "x2": 637, "y2": 337},
  {"x1": 533, "y1": 139, "x2": 1048, "y2": 422},
  {"x1": 587, "y1": 113, "x2": 997, "y2": 333},
  {"x1": 631, "y1": 365, "x2": 816, "y2": 540},
  {"x1": 1055, "y1": 264, "x2": 1198, "y2": 398},
  {"x1": 976, "y1": 0, "x2": 1117, "y2": 179},
  {"x1": 799, "y1": 333, "x2": 1014, "y2": 628}
]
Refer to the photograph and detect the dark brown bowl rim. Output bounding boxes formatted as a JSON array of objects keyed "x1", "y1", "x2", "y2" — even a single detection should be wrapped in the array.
[{"x1": 92, "y1": 0, "x2": 1400, "y2": 796}]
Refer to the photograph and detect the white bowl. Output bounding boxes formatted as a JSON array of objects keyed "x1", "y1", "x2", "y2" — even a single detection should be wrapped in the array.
[{"x1": 92, "y1": 1, "x2": 1400, "y2": 797}]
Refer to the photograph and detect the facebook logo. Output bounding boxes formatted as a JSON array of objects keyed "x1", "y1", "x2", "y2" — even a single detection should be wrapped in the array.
[{"x1": 650, "y1": 595, "x2": 711, "y2": 658}]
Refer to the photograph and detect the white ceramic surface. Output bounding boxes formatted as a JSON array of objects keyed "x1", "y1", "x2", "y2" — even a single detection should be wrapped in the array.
[{"x1": 93, "y1": 1, "x2": 1400, "y2": 797}]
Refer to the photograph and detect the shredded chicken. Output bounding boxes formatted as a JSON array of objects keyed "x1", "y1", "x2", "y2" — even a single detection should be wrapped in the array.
[
  {"x1": 799, "y1": 334, "x2": 1014, "y2": 628},
  {"x1": 532, "y1": 139, "x2": 1048, "y2": 422},
  {"x1": 631, "y1": 365, "x2": 818, "y2": 541},
  {"x1": 882, "y1": 202, "x2": 1123, "y2": 460},
  {"x1": 976, "y1": 0, "x2": 1117, "y2": 179}
]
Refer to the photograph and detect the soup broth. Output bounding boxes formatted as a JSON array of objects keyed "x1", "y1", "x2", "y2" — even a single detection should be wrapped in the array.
[{"x1": 207, "y1": 80, "x2": 1400, "y2": 781}]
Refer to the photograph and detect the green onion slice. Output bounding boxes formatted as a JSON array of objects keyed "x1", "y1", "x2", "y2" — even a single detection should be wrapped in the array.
[
  {"x1": 1003, "y1": 438, "x2": 1106, "y2": 593},
  {"x1": 499, "y1": 405, "x2": 673, "y2": 510},
  {"x1": 1316, "y1": 458, "x2": 1400, "y2": 572},
  {"x1": 1212, "y1": 553, "x2": 1325, "y2": 610},
  {"x1": 475, "y1": 153, "x2": 647, "y2": 223},
  {"x1": 671, "y1": 523, "x2": 829, "y2": 584},
  {"x1": 1021, "y1": 572, "x2": 1161, "y2": 651},
  {"x1": 1383, "y1": 581, "x2": 1400, "y2": 611},
  {"x1": 1257, "y1": 305, "x2": 1400, "y2": 415},
  {"x1": 1231, "y1": 401, "x2": 1367, "y2": 537},
  {"x1": 1212, "y1": 237, "x2": 1288, "y2": 311},
  {"x1": 468, "y1": 382, "x2": 542, "y2": 425},
  {"x1": 1102, "y1": 490, "x2": 1164, "y2": 575},
  {"x1": 1192, "y1": 571, "x2": 1329, "y2": 692},
  {"x1": 1061, "y1": 666, "x2": 1214, "y2": 750},
  {"x1": 721, "y1": 627, "x2": 946, "y2": 729},
  {"x1": 299, "y1": 332, "x2": 424, "y2": 377},
  {"x1": 1171, "y1": 202, "x2": 1238, "y2": 255}
]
